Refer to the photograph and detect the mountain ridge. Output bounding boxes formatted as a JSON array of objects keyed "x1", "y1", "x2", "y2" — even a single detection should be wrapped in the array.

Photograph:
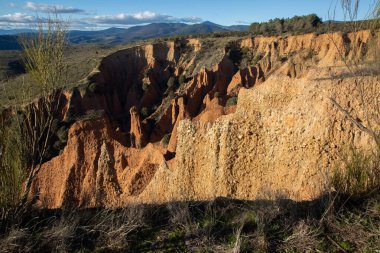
[{"x1": 0, "y1": 22, "x2": 248, "y2": 49}]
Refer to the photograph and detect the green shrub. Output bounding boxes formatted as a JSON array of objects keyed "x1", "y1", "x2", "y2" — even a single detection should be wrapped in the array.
[
  {"x1": 167, "y1": 76, "x2": 176, "y2": 88},
  {"x1": 56, "y1": 126, "x2": 69, "y2": 143},
  {"x1": 64, "y1": 107, "x2": 76, "y2": 123},
  {"x1": 179, "y1": 75, "x2": 186, "y2": 85},
  {"x1": 53, "y1": 140, "x2": 65, "y2": 151},
  {"x1": 142, "y1": 82, "x2": 150, "y2": 91},
  {"x1": 143, "y1": 68, "x2": 151, "y2": 78},
  {"x1": 161, "y1": 134, "x2": 171, "y2": 146},
  {"x1": 0, "y1": 117, "x2": 27, "y2": 210},
  {"x1": 140, "y1": 107, "x2": 149, "y2": 117},
  {"x1": 226, "y1": 97, "x2": 238, "y2": 107},
  {"x1": 227, "y1": 44, "x2": 243, "y2": 67},
  {"x1": 332, "y1": 146, "x2": 380, "y2": 197},
  {"x1": 214, "y1": 92, "x2": 220, "y2": 98},
  {"x1": 252, "y1": 53, "x2": 264, "y2": 65},
  {"x1": 88, "y1": 82, "x2": 99, "y2": 93}
]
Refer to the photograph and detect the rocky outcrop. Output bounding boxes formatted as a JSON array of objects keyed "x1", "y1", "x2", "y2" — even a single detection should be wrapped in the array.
[
  {"x1": 29, "y1": 117, "x2": 168, "y2": 208},
  {"x1": 30, "y1": 30, "x2": 380, "y2": 208}
]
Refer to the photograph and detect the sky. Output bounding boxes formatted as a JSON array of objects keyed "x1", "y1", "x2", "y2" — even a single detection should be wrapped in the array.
[{"x1": 0, "y1": 0, "x2": 377, "y2": 30}]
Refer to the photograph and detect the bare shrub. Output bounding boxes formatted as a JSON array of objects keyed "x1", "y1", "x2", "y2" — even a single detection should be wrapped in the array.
[
  {"x1": 281, "y1": 220, "x2": 320, "y2": 252},
  {"x1": 38, "y1": 214, "x2": 79, "y2": 252},
  {"x1": 327, "y1": 195, "x2": 380, "y2": 251},
  {"x1": 0, "y1": 228, "x2": 33, "y2": 253},
  {"x1": 17, "y1": 14, "x2": 69, "y2": 206},
  {"x1": 167, "y1": 201, "x2": 196, "y2": 235},
  {"x1": 86, "y1": 207, "x2": 145, "y2": 251},
  {"x1": 231, "y1": 213, "x2": 250, "y2": 253},
  {"x1": 332, "y1": 146, "x2": 380, "y2": 197}
]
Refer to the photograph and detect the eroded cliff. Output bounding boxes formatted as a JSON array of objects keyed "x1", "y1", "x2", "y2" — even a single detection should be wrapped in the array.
[{"x1": 30, "y1": 30, "x2": 380, "y2": 208}]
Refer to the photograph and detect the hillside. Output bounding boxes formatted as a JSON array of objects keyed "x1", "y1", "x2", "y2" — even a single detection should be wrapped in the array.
[
  {"x1": 0, "y1": 21, "x2": 248, "y2": 49},
  {"x1": 12, "y1": 30, "x2": 375, "y2": 208},
  {"x1": 0, "y1": 26, "x2": 379, "y2": 252}
]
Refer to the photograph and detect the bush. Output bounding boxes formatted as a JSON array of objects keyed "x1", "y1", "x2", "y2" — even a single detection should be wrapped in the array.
[
  {"x1": 88, "y1": 82, "x2": 99, "y2": 93},
  {"x1": 332, "y1": 146, "x2": 380, "y2": 197},
  {"x1": 53, "y1": 140, "x2": 65, "y2": 151},
  {"x1": 140, "y1": 107, "x2": 149, "y2": 117},
  {"x1": 226, "y1": 97, "x2": 238, "y2": 107},
  {"x1": 252, "y1": 53, "x2": 264, "y2": 65},
  {"x1": 0, "y1": 117, "x2": 26, "y2": 211},
  {"x1": 143, "y1": 68, "x2": 151, "y2": 78},
  {"x1": 142, "y1": 82, "x2": 150, "y2": 92},
  {"x1": 161, "y1": 134, "x2": 171, "y2": 146},
  {"x1": 214, "y1": 92, "x2": 220, "y2": 98},
  {"x1": 56, "y1": 126, "x2": 68, "y2": 143},
  {"x1": 227, "y1": 44, "x2": 243, "y2": 68},
  {"x1": 179, "y1": 75, "x2": 186, "y2": 85},
  {"x1": 167, "y1": 76, "x2": 176, "y2": 88}
]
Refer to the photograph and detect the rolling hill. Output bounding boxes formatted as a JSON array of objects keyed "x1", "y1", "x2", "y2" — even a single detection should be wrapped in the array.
[{"x1": 0, "y1": 21, "x2": 248, "y2": 49}]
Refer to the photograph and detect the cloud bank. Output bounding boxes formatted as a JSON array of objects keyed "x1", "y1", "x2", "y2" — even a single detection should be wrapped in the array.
[
  {"x1": 25, "y1": 1, "x2": 85, "y2": 14},
  {"x1": 0, "y1": 12, "x2": 35, "y2": 23},
  {"x1": 0, "y1": 4, "x2": 202, "y2": 29},
  {"x1": 91, "y1": 11, "x2": 202, "y2": 25}
]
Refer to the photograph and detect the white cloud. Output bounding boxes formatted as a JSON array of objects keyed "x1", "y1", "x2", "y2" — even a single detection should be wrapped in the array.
[
  {"x1": 25, "y1": 1, "x2": 85, "y2": 14},
  {"x1": 0, "y1": 10, "x2": 202, "y2": 30},
  {"x1": 91, "y1": 11, "x2": 202, "y2": 25},
  {"x1": 0, "y1": 13, "x2": 35, "y2": 23}
]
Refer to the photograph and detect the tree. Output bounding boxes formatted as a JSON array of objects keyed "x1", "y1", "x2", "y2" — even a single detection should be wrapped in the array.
[{"x1": 17, "y1": 14, "x2": 69, "y2": 206}]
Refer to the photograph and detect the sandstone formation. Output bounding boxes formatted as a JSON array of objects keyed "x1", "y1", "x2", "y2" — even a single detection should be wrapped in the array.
[{"x1": 29, "y1": 30, "x2": 380, "y2": 208}]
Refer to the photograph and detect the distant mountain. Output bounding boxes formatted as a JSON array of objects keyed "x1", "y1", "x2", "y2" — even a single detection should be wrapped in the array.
[
  {"x1": 67, "y1": 22, "x2": 247, "y2": 44},
  {"x1": 0, "y1": 35, "x2": 20, "y2": 50},
  {"x1": 0, "y1": 29, "x2": 33, "y2": 35},
  {"x1": 174, "y1": 21, "x2": 229, "y2": 35},
  {"x1": 0, "y1": 22, "x2": 249, "y2": 49}
]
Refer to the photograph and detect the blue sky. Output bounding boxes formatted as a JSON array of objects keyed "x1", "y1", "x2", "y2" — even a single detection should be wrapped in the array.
[{"x1": 0, "y1": 0, "x2": 377, "y2": 30}]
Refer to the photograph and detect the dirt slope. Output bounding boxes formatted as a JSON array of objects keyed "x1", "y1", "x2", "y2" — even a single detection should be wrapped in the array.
[{"x1": 29, "y1": 30, "x2": 380, "y2": 208}]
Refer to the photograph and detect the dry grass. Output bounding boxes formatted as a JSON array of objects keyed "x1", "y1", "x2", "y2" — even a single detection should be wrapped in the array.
[
  {"x1": 0, "y1": 195, "x2": 378, "y2": 252},
  {"x1": 332, "y1": 146, "x2": 380, "y2": 198},
  {"x1": 0, "y1": 228, "x2": 33, "y2": 253},
  {"x1": 85, "y1": 206, "x2": 145, "y2": 251},
  {"x1": 281, "y1": 220, "x2": 320, "y2": 252}
]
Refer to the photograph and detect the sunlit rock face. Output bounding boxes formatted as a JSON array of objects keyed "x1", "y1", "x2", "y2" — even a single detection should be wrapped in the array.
[{"x1": 30, "y1": 31, "x2": 380, "y2": 208}]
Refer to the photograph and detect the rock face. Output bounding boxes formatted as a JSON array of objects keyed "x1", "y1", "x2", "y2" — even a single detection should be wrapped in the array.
[{"x1": 30, "y1": 30, "x2": 380, "y2": 208}]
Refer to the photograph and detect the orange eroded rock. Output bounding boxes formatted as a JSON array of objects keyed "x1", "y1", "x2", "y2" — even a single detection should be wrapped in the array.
[{"x1": 29, "y1": 30, "x2": 380, "y2": 208}]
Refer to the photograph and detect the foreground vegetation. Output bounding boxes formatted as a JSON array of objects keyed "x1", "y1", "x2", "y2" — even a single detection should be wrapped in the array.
[{"x1": 0, "y1": 192, "x2": 379, "y2": 252}]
